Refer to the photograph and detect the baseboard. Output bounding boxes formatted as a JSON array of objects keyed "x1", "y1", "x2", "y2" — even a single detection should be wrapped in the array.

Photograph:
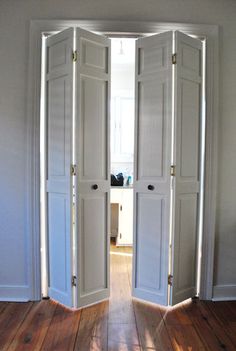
[
  {"x1": 0, "y1": 285, "x2": 31, "y2": 302},
  {"x1": 212, "y1": 284, "x2": 236, "y2": 301}
]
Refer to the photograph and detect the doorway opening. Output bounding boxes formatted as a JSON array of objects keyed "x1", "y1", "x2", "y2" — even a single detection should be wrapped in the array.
[
  {"x1": 109, "y1": 38, "x2": 135, "y2": 254},
  {"x1": 109, "y1": 37, "x2": 136, "y2": 298},
  {"x1": 39, "y1": 28, "x2": 206, "y2": 308}
]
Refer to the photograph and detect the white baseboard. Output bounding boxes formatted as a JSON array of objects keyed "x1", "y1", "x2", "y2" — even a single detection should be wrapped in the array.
[
  {"x1": 212, "y1": 284, "x2": 236, "y2": 301},
  {"x1": 0, "y1": 285, "x2": 31, "y2": 302}
]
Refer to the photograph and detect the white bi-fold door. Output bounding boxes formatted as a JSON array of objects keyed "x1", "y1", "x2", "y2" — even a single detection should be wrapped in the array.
[
  {"x1": 170, "y1": 31, "x2": 202, "y2": 305},
  {"x1": 75, "y1": 28, "x2": 110, "y2": 308},
  {"x1": 45, "y1": 27, "x2": 202, "y2": 309},
  {"x1": 45, "y1": 27, "x2": 110, "y2": 308},
  {"x1": 46, "y1": 28, "x2": 74, "y2": 307},
  {"x1": 133, "y1": 31, "x2": 202, "y2": 306}
]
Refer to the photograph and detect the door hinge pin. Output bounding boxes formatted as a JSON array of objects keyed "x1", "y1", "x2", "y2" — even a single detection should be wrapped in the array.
[
  {"x1": 172, "y1": 53, "x2": 177, "y2": 64},
  {"x1": 120, "y1": 205, "x2": 122, "y2": 211},
  {"x1": 168, "y1": 274, "x2": 173, "y2": 286},
  {"x1": 71, "y1": 275, "x2": 77, "y2": 287},
  {"x1": 72, "y1": 50, "x2": 78, "y2": 62},
  {"x1": 71, "y1": 164, "x2": 76, "y2": 176},
  {"x1": 170, "y1": 165, "x2": 176, "y2": 177}
]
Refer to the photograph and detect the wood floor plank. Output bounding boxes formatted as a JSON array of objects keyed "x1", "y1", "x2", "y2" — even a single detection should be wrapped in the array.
[
  {"x1": 8, "y1": 300, "x2": 57, "y2": 351},
  {"x1": 124, "y1": 250, "x2": 133, "y2": 289},
  {"x1": 108, "y1": 323, "x2": 140, "y2": 349},
  {"x1": 0, "y1": 302, "x2": 8, "y2": 314},
  {"x1": 40, "y1": 303, "x2": 81, "y2": 351},
  {"x1": 166, "y1": 324, "x2": 206, "y2": 350},
  {"x1": 160, "y1": 303, "x2": 206, "y2": 350},
  {"x1": 204, "y1": 301, "x2": 236, "y2": 347},
  {"x1": 109, "y1": 252, "x2": 136, "y2": 324},
  {"x1": 108, "y1": 248, "x2": 141, "y2": 350},
  {"x1": 74, "y1": 301, "x2": 108, "y2": 351},
  {"x1": 160, "y1": 304, "x2": 192, "y2": 326},
  {"x1": 133, "y1": 300, "x2": 173, "y2": 351},
  {"x1": 108, "y1": 340, "x2": 141, "y2": 351},
  {"x1": 0, "y1": 302, "x2": 33, "y2": 351},
  {"x1": 183, "y1": 299, "x2": 236, "y2": 351}
]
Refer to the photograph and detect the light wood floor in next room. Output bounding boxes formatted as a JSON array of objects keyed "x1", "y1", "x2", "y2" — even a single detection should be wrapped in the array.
[{"x1": 1, "y1": 245, "x2": 236, "y2": 350}]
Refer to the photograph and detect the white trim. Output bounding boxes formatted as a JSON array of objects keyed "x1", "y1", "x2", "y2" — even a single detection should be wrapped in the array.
[
  {"x1": 27, "y1": 19, "x2": 219, "y2": 301},
  {"x1": 212, "y1": 285, "x2": 236, "y2": 301},
  {"x1": 0, "y1": 286, "x2": 31, "y2": 301}
]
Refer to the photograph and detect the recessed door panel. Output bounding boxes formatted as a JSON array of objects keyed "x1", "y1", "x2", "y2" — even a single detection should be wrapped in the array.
[
  {"x1": 82, "y1": 38, "x2": 108, "y2": 72},
  {"x1": 174, "y1": 195, "x2": 198, "y2": 293},
  {"x1": 48, "y1": 194, "x2": 70, "y2": 300},
  {"x1": 81, "y1": 77, "x2": 107, "y2": 180},
  {"x1": 80, "y1": 195, "x2": 108, "y2": 297},
  {"x1": 135, "y1": 194, "x2": 167, "y2": 303},
  {"x1": 179, "y1": 80, "x2": 200, "y2": 179},
  {"x1": 137, "y1": 80, "x2": 166, "y2": 179}
]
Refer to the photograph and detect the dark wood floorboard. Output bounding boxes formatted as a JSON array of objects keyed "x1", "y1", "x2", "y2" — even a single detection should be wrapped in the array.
[
  {"x1": 41, "y1": 303, "x2": 81, "y2": 351},
  {"x1": 183, "y1": 298, "x2": 236, "y2": 351},
  {"x1": 0, "y1": 302, "x2": 8, "y2": 314},
  {"x1": 74, "y1": 301, "x2": 108, "y2": 351},
  {"x1": 0, "y1": 302, "x2": 33, "y2": 351},
  {"x1": 160, "y1": 303, "x2": 205, "y2": 350},
  {"x1": 8, "y1": 300, "x2": 57, "y2": 351},
  {"x1": 204, "y1": 301, "x2": 236, "y2": 347},
  {"x1": 108, "y1": 251, "x2": 140, "y2": 350},
  {"x1": 0, "y1": 246, "x2": 235, "y2": 351}
]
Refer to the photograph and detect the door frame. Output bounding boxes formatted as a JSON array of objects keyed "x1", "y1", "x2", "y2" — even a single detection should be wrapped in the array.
[{"x1": 26, "y1": 19, "x2": 219, "y2": 301}]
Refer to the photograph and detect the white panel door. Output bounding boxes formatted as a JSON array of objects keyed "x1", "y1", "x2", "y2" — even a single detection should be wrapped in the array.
[
  {"x1": 170, "y1": 31, "x2": 202, "y2": 305},
  {"x1": 46, "y1": 28, "x2": 74, "y2": 307},
  {"x1": 75, "y1": 28, "x2": 111, "y2": 308},
  {"x1": 133, "y1": 32, "x2": 173, "y2": 305}
]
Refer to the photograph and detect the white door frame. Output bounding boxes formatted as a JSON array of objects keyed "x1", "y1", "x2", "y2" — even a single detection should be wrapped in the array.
[{"x1": 26, "y1": 19, "x2": 219, "y2": 301}]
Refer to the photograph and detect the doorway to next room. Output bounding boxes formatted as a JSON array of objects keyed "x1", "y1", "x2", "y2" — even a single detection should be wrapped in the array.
[
  {"x1": 109, "y1": 38, "x2": 136, "y2": 278},
  {"x1": 40, "y1": 27, "x2": 206, "y2": 309}
]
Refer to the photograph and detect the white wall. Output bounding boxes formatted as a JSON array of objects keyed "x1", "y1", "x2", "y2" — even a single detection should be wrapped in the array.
[{"x1": 0, "y1": 0, "x2": 236, "y2": 300}]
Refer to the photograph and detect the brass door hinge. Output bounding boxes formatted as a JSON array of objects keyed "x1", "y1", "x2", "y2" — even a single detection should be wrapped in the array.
[
  {"x1": 168, "y1": 274, "x2": 173, "y2": 286},
  {"x1": 172, "y1": 53, "x2": 177, "y2": 64},
  {"x1": 72, "y1": 50, "x2": 78, "y2": 62},
  {"x1": 71, "y1": 164, "x2": 76, "y2": 176},
  {"x1": 71, "y1": 275, "x2": 77, "y2": 287},
  {"x1": 170, "y1": 165, "x2": 176, "y2": 177}
]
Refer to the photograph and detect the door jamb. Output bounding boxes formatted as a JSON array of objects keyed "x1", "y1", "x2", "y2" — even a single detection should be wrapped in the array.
[{"x1": 27, "y1": 19, "x2": 219, "y2": 301}]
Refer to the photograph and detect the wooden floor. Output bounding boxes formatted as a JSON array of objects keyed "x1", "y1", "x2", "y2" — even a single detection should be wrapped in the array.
[{"x1": 1, "y1": 246, "x2": 236, "y2": 350}]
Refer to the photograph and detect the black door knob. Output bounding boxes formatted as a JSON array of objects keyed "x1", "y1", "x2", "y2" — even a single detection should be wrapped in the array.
[
  {"x1": 92, "y1": 184, "x2": 98, "y2": 190},
  {"x1": 148, "y1": 184, "x2": 155, "y2": 191}
]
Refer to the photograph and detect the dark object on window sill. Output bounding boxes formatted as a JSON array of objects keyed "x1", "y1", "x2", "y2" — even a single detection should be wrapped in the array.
[{"x1": 111, "y1": 173, "x2": 124, "y2": 186}]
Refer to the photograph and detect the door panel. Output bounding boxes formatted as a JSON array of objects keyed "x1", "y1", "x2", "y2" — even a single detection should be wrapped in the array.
[
  {"x1": 80, "y1": 195, "x2": 108, "y2": 297},
  {"x1": 80, "y1": 77, "x2": 107, "y2": 179},
  {"x1": 48, "y1": 194, "x2": 70, "y2": 301},
  {"x1": 46, "y1": 28, "x2": 74, "y2": 307},
  {"x1": 170, "y1": 31, "x2": 202, "y2": 305},
  {"x1": 133, "y1": 32, "x2": 173, "y2": 306},
  {"x1": 76, "y1": 28, "x2": 110, "y2": 308},
  {"x1": 137, "y1": 80, "x2": 166, "y2": 179},
  {"x1": 179, "y1": 80, "x2": 200, "y2": 178},
  {"x1": 174, "y1": 195, "x2": 198, "y2": 291},
  {"x1": 135, "y1": 194, "x2": 167, "y2": 300}
]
